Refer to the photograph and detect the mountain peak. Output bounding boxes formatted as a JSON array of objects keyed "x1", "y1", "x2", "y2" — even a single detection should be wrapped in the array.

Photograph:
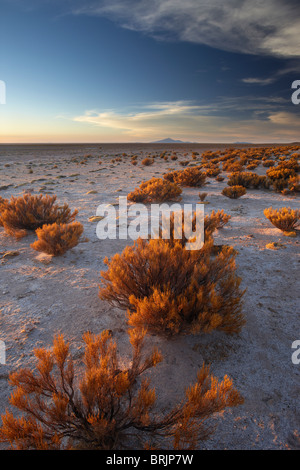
[{"x1": 151, "y1": 138, "x2": 193, "y2": 143}]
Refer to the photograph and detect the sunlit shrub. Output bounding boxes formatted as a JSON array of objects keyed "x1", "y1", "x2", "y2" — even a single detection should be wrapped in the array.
[
  {"x1": 0, "y1": 330, "x2": 243, "y2": 449},
  {"x1": 204, "y1": 210, "x2": 231, "y2": 236},
  {"x1": 157, "y1": 209, "x2": 231, "y2": 247},
  {"x1": 288, "y1": 175, "x2": 300, "y2": 193},
  {"x1": 262, "y1": 160, "x2": 275, "y2": 167},
  {"x1": 128, "y1": 178, "x2": 182, "y2": 203},
  {"x1": 266, "y1": 167, "x2": 295, "y2": 181},
  {"x1": 246, "y1": 162, "x2": 259, "y2": 170},
  {"x1": 204, "y1": 167, "x2": 221, "y2": 177},
  {"x1": 227, "y1": 172, "x2": 266, "y2": 189},
  {"x1": 198, "y1": 192, "x2": 207, "y2": 201},
  {"x1": 142, "y1": 158, "x2": 153, "y2": 166},
  {"x1": 0, "y1": 196, "x2": 9, "y2": 227},
  {"x1": 164, "y1": 167, "x2": 206, "y2": 187},
  {"x1": 277, "y1": 159, "x2": 300, "y2": 172},
  {"x1": 222, "y1": 161, "x2": 243, "y2": 173},
  {"x1": 222, "y1": 186, "x2": 246, "y2": 199},
  {"x1": 273, "y1": 178, "x2": 288, "y2": 192},
  {"x1": 264, "y1": 207, "x2": 300, "y2": 234},
  {"x1": 99, "y1": 236, "x2": 245, "y2": 336},
  {"x1": 0, "y1": 193, "x2": 78, "y2": 238},
  {"x1": 31, "y1": 222, "x2": 84, "y2": 256}
]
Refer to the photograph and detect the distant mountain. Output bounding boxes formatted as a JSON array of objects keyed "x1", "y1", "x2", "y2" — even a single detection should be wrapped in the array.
[{"x1": 151, "y1": 138, "x2": 195, "y2": 143}]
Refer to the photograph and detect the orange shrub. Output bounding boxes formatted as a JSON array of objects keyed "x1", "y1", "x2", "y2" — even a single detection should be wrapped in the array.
[
  {"x1": 0, "y1": 196, "x2": 9, "y2": 227},
  {"x1": 156, "y1": 209, "x2": 231, "y2": 247},
  {"x1": 198, "y1": 192, "x2": 207, "y2": 201},
  {"x1": 266, "y1": 167, "x2": 295, "y2": 181},
  {"x1": 0, "y1": 330, "x2": 243, "y2": 450},
  {"x1": 204, "y1": 167, "x2": 221, "y2": 177},
  {"x1": 288, "y1": 175, "x2": 300, "y2": 192},
  {"x1": 222, "y1": 161, "x2": 243, "y2": 173},
  {"x1": 31, "y1": 222, "x2": 84, "y2": 256},
  {"x1": 227, "y1": 172, "x2": 267, "y2": 189},
  {"x1": 164, "y1": 167, "x2": 206, "y2": 187},
  {"x1": 141, "y1": 157, "x2": 153, "y2": 166},
  {"x1": 264, "y1": 207, "x2": 300, "y2": 234},
  {"x1": 99, "y1": 236, "x2": 245, "y2": 336},
  {"x1": 222, "y1": 186, "x2": 246, "y2": 199},
  {"x1": 262, "y1": 160, "x2": 275, "y2": 167},
  {"x1": 0, "y1": 193, "x2": 78, "y2": 238},
  {"x1": 205, "y1": 209, "x2": 231, "y2": 236},
  {"x1": 128, "y1": 178, "x2": 182, "y2": 203}
]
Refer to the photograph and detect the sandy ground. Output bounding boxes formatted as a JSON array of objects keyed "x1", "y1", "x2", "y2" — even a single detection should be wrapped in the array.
[{"x1": 0, "y1": 143, "x2": 299, "y2": 450}]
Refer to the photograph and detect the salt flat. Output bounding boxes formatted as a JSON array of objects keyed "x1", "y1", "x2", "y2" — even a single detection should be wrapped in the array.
[{"x1": 0, "y1": 143, "x2": 299, "y2": 449}]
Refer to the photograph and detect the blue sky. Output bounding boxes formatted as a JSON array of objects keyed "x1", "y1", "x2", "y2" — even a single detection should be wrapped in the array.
[{"x1": 1, "y1": 0, "x2": 300, "y2": 143}]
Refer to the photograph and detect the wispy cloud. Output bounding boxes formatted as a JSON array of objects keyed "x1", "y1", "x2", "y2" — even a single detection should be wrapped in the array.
[
  {"x1": 72, "y1": 99, "x2": 300, "y2": 142},
  {"x1": 72, "y1": 0, "x2": 300, "y2": 57},
  {"x1": 241, "y1": 60, "x2": 300, "y2": 86},
  {"x1": 241, "y1": 77, "x2": 277, "y2": 86}
]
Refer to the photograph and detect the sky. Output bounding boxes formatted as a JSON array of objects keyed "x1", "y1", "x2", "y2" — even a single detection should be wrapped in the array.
[{"x1": 0, "y1": 0, "x2": 300, "y2": 143}]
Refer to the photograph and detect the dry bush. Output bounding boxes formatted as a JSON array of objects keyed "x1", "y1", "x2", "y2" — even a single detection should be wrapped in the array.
[
  {"x1": 222, "y1": 186, "x2": 246, "y2": 199},
  {"x1": 277, "y1": 159, "x2": 300, "y2": 172},
  {"x1": 273, "y1": 178, "x2": 288, "y2": 192},
  {"x1": 227, "y1": 172, "x2": 266, "y2": 189},
  {"x1": 246, "y1": 162, "x2": 259, "y2": 170},
  {"x1": 264, "y1": 207, "x2": 300, "y2": 234},
  {"x1": 0, "y1": 196, "x2": 9, "y2": 227},
  {"x1": 142, "y1": 158, "x2": 153, "y2": 166},
  {"x1": 0, "y1": 330, "x2": 243, "y2": 450},
  {"x1": 99, "y1": 234, "x2": 245, "y2": 336},
  {"x1": 222, "y1": 161, "x2": 243, "y2": 173},
  {"x1": 266, "y1": 167, "x2": 295, "y2": 182},
  {"x1": 128, "y1": 178, "x2": 182, "y2": 203},
  {"x1": 262, "y1": 160, "x2": 275, "y2": 167},
  {"x1": 288, "y1": 175, "x2": 300, "y2": 193},
  {"x1": 204, "y1": 210, "x2": 231, "y2": 236},
  {"x1": 164, "y1": 167, "x2": 206, "y2": 187},
  {"x1": 0, "y1": 193, "x2": 78, "y2": 238},
  {"x1": 31, "y1": 222, "x2": 84, "y2": 256},
  {"x1": 204, "y1": 167, "x2": 221, "y2": 178},
  {"x1": 198, "y1": 192, "x2": 207, "y2": 201},
  {"x1": 176, "y1": 167, "x2": 206, "y2": 187},
  {"x1": 156, "y1": 209, "x2": 231, "y2": 247}
]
